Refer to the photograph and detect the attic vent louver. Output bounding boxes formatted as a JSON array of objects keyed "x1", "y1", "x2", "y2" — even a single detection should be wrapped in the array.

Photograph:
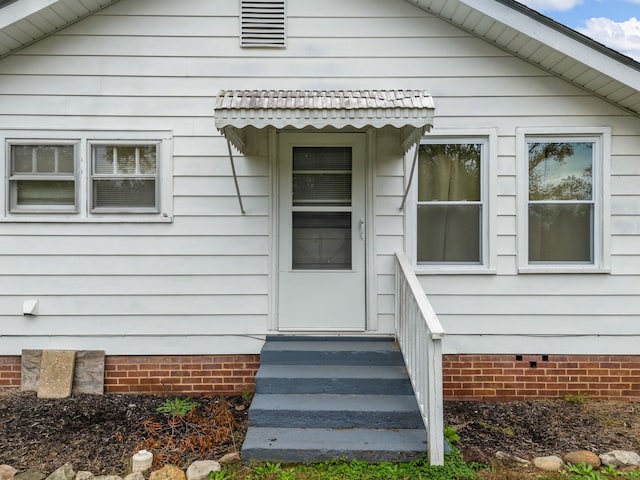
[{"x1": 241, "y1": 0, "x2": 286, "y2": 48}]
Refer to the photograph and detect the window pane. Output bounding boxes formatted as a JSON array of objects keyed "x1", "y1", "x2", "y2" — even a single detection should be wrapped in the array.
[
  {"x1": 93, "y1": 179, "x2": 156, "y2": 209},
  {"x1": 417, "y1": 204, "x2": 481, "y2": 263},
  {"x1": 529, "y1": 204, "x2": 593, "y2": 262},
  {"x1": 292, "y1": 212, "x2": 351, "y2": 270},
  {"x1": 293, "y1": 147, "x2": 351, "y2": 170},
  {"x1": 418, "y1": 143, "x2": 481, "y2": 201},
  {"x1": 139, "y1": 146, "x2": 157, "y2": 174},
  {"x1": 529, "y1": 142, "x2": 593, "y2": 201},
  {"x1": 293, "y1": 173, "x2": 351, "y2": 206},
  {"x1": 94, "y1": 146, "x2": 115, "y2": 174},
  {"x1": 35, "y1": 146, "x2": 56, "y2": 173},
  {"x1": 15, "y1": 180, "x2": 75, "y2": 206},
  {"x1": 57, "y1": 146, "x2": 75, "y2": 173},
  {"x1": 12, "y1": 146, "x2": 34, "y2": 173},
  {"x1": 116, "y1": 146, "x2": 137, "y2": 174}
]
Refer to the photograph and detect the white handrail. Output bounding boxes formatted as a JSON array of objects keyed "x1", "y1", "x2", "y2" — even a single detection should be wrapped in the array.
[{"x1": 395, "y1": 250, "x2": 445, "y2": 465}]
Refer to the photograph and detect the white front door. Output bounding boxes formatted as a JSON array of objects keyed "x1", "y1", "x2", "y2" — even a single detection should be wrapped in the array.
[{"x1": 278, "y1": 133, "x2": 366, "y2": 331}]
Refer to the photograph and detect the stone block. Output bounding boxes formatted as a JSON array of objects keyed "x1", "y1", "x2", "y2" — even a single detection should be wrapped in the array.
[
  {"x1": 22, "y1": 350, "x2": 105, "y2": 395},
  {"x1": 37, "y1": 350, "x2": 75, "y2": 399}
]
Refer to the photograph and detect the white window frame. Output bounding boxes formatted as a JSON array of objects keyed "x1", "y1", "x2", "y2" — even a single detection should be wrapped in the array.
[
  {"x1": 516, "y1": 127, "x2": 611, "y2": 273},
  {"x1": 89, "y1": 141, "x2": 160, "y2": 214},
  {"x1": 6, "y1": 139, "x2": 79, "y2": 214},
  {"x1": 407, "y1": 128, "x2": 497, "y2": 274},
  {"x1": 1, "y1": 130, "x2": 173, "y2": 223}
]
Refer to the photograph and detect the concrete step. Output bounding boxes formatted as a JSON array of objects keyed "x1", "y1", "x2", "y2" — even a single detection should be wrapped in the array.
[
  {"x1": 260, "y1": 339, "x2": 404, "y2": 366},
  {"x1": 242, "y1": 427, "x2": 428, "y2": 463},
  {"x1": 255, "y1": 364, "x2": 414, "y2": 395},
  {"x1": 249, "y1": 394, "x2": 424, "y2": 429}
]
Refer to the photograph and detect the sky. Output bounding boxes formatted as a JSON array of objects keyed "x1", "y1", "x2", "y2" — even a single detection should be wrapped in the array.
[{"x1": 518, "y1": 0, "x2": 640, "y2": 61}]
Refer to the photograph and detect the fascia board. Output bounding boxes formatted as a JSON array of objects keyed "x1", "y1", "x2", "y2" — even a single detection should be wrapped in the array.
[{"x1": 459, "y1": 0, "x2": 640, "y2": 90}]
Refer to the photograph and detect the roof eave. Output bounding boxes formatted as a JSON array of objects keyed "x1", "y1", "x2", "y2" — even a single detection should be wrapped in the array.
[
  {"x1": 0, "y1": 0, "x2": 61, "y2": 29},
  {"x1": 462, "y1": 0, "x2": 640, "y2": 90}
]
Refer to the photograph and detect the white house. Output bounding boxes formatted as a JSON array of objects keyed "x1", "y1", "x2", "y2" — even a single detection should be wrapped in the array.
[{"x1": 0, "y1": 0, "x2": 639, "y2": 405}]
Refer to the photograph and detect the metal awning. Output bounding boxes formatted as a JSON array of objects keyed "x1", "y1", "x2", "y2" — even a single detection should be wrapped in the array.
[
  {"x1": 214, "y1": 89, "x2": 435, "y2": 152},
  {"x1": 213, "y1": 89, "x2": 436, "y2": 213}
]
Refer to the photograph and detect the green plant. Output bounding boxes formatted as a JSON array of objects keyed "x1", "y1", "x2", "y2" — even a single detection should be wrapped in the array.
[
  {"x1": 565, "y1": 462, "x2": 606, "y2": 480},
  {"x1": 600, "y1": 464, "x2": 622, "y2": 477},
  {"x1": 207, "y1": 471, "x2": 232, "y2": 480},
  {"x1": 156, "y1": 397, "x2": 201, "y2": 417},
  {"x1": 564, "y1": 393, "x2": 591, "y2": 404},
  {"x1": 276, "y1": 471, "x2": 296, "y2": 480},
  {"x1": 242, "y1": 391, "x2": 254, "y2": 401},
  {"x1": 252, "y1": 462, "x2": 282, "y2": 478},
  {"x1": 444, "y1": 423, "x2": 460, "y2": 445}
]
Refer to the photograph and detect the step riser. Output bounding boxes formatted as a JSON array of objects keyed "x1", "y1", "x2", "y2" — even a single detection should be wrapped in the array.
[
  {"x1": 249, "y1": 410, "x2": 424, "y2": 429},
  {"x1": 241, "y1": 427, "x2": 428, "y2": 464},
  {"x1": 255, "y1": 377, "x2": 414, "y2": 395},
  {"x1": 242, "y1": 447, "x2": 425, "y2": 464},
  {"x1": 260, "y1": 350, "x2": 405, "y2": 366}
]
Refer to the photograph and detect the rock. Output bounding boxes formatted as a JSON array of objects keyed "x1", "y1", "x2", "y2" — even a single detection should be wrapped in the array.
[
  {"x1": 124, "y1": 473, "x2": 145, "y2": 480},
  {"x1": 600, "y1": 450, "x2": 640, "y2": 468},
  {"x1": 186, "y1": 461, "x2": 221, "y2": 480},
  {"x1": 0, "y1": 466, "x2": 18, "y2": 480},
  {"x1": 532, "y1": 456, "x2": 565, "y2": 472},
  {"x1": 218, "y1": 453, "x2": 241, "y2": 465},
  {"x1": 75, "y1": 472, "x2": 93, "y2": 480},
  {"x1": 93, "y1": 476, "x2": 121, "y2": 480},
  {"x1": 46, "y1": 465, "x2": 76, "y2": 480},
  {"x1": 15, "y1": 471, "x2": 46, "y2": 480},
  {"x1": 149, "y1": 466, "x2": 185, "y2": 480},
  {"x1": 563, "y1": 450, "x2": 601, "y2": 468},
  {"x1": 494, "y1": 451, "x2": 531, "y2": 468}
]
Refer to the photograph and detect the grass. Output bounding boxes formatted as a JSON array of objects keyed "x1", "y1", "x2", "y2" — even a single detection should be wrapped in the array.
[
  {"x1": 205, "y1": 455, "x2": 640, "y2": 480},
  {"x1": 208, "y1": 450, "x2": 482, "y2": 479}
]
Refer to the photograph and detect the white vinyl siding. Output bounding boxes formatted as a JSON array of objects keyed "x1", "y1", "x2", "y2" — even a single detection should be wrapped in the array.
[{"x1": 0, "y1": 0, "x2": 637, "y2": 355}]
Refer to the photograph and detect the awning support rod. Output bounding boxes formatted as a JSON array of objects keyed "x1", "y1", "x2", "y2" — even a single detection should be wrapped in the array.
[
  {"x1": 400, "y1": 143, "x2": 420, "y2": 211},
  {"x1": 225, "y1": 135, "x2": 245, "y2": 214}
]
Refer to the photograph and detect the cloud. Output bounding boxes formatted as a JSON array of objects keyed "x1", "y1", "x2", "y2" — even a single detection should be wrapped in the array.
[
  {"x1": 518, "y1": 0, "x2": 584, "y2": 11},
  {"x1": 577, "y1": 17, "x2": 640, "y2": 61}
]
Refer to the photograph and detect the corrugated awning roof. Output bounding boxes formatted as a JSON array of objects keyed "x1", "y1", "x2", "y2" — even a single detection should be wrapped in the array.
[{"x1": 214, "y1": 89, "x2": 435, "y2": 152}]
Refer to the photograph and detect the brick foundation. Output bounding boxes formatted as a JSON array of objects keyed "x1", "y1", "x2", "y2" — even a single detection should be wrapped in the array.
[
  {"x1": 443, "y1": 354, "x2": 640, "y2": 401},
  {"x1": 2, "y1": 353, "x2": 640, "y2": 400},
  {"x1": 0, "y1": 354, "x2": 259, "y2": 396},
  {"x1": 0, "y1": 356, "x2": 21, "y2": 388}
]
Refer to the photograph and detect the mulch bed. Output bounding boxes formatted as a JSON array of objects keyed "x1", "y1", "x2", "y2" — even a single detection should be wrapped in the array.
[
  {"x1": 0, "y1": 390, "x2": 250, "y2": 474},
  {"x1": 1, "y1": 389, "x2": 639, "y2": 475},
  {"x1": 445, "y1": 399, "x2": 640, "y2": 464}
]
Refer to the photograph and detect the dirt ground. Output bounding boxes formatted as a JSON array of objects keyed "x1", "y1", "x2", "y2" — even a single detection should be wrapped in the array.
[{"x1": 1, "y1": 389, "x2": 639, "y2": 475}]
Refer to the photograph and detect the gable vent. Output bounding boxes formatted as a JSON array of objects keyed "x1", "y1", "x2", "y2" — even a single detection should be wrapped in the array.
[{"x1": 241, "y1": 0, "x2": 286, "y2": 48}]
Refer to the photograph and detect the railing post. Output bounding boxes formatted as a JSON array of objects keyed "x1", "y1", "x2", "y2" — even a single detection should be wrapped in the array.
[
  {"x1": 394, "y1": 251, "x2": 446, "y2": 466},
  {"x1": 427, "y1": 337, "x2": 444, "y2": 465}
]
